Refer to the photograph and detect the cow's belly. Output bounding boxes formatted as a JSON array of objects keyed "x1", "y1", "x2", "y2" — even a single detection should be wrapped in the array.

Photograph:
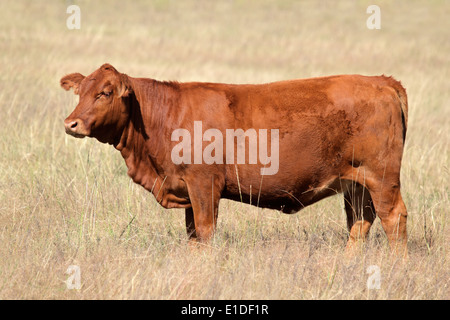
[{"x1": 223, "y1": 172, "x2": 349, "y2": 214}]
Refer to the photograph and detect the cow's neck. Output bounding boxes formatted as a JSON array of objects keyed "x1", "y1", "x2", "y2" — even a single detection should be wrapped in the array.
[{"x1": 115, "y1": 77, "x2": 179, "y2": 201}]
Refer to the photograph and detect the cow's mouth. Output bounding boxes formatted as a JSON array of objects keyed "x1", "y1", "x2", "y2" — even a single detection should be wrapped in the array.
[{"x1": 66, "y1": 130, "x2": 87, "y2": 139}]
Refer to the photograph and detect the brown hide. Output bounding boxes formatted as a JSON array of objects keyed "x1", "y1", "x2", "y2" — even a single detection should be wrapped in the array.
[{"x1": 62, "y1": 64, "x2": 408, "y2": 254}]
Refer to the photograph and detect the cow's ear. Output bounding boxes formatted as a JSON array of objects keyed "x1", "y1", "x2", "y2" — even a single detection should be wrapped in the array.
[
  {"x1": 60, "y1": 73, "x2": 85, "y2": 94},
  {"x1": 118, "y1": 73, "x2": 133, "y2": 98}
]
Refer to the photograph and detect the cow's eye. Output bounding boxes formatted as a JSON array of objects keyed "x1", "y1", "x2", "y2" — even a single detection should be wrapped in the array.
[{"x1": 97, "y1": 91, "x2": 112, "y2": 99}]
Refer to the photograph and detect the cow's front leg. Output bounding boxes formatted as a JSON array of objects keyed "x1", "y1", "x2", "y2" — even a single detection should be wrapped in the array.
[{"x1": 185, "y1": 174, "x2": 223, "y2": 242}]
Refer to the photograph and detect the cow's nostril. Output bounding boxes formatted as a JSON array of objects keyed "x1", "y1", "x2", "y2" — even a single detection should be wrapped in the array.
[{"x1": 65, "y1": 120, "x2": 80, "y2": 134}]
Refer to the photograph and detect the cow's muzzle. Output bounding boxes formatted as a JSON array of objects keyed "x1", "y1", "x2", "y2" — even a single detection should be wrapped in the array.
[{"x1": 64, "y1": 119, "x2": 88, "y2": 138}]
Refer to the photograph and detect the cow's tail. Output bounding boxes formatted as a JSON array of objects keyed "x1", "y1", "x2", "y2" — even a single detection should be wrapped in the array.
[{"x1": 385, "y1": 76, "x2": 408, "y2": 142}]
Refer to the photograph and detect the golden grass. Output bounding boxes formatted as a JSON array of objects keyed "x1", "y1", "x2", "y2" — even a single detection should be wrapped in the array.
[{"x1": 0, "y1": 0, "x2": 448, "y2": 299}]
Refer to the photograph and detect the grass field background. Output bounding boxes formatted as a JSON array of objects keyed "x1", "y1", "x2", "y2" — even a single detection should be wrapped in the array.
[{"x1": 0, "y1": 0, "x2": 448, "y2": 299}]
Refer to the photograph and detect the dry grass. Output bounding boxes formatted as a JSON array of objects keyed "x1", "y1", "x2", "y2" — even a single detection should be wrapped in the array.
[{"x1": 0, "y1": 0, "x2": 448, "y2": 299}]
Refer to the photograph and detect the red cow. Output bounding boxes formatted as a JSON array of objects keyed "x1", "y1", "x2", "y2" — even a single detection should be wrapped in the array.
[{"x1": 61, "y1": 64, "x2": 408, "y2": 254}]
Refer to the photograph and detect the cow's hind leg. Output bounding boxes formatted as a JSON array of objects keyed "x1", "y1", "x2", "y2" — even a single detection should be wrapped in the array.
[
  {"x1": 348, "y1": 161, "x2": 409, "y2": 256},
  {"x1": 344, "y1": 183, "x2": 376, "y2": 251},
  {"x1": 367, "y1": 181, "x2": 408, "y2": 256}
]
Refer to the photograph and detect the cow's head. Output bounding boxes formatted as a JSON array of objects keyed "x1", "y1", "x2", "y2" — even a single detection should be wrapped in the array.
[{"x1": 61, "y1": 63, "x2": 133, "y2": 144}]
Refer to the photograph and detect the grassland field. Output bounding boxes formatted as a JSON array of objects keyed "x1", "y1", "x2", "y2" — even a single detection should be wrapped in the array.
[{"x1": 0, "y1": 0, "x2": 448, "y2": 299}]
